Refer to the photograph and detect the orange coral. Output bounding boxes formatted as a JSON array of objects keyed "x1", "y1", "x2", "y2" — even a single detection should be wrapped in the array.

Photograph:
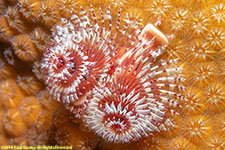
[
  {"x1": 189, "y1": 11, "x2": 210, "y2": 37},
  {"x1": 213, "y1": 113, "x2": 225, "y2": 136},
  {"x1": 17, "y1": 0, "x2": 41, "y2": 22},
  {"x1": 39, "y1": 0, "x2": 60, "y2": 26},
  {"x1": 167, "y1": 136, "x2": 199, "y2": 150},
  {"x1": 204, "y1": 82, "x2": 225, "y2": 114},
  {"x1": 30, "y1": 27, "x2": 51, "y2": 53},
  {"x1": 186, "y1": 39, "x2": 216, "y2": 62},
  {"x1": 0, "y1": 0, "x2": 5, "y2": 15},
  {"x1": 168, "y1": 8, "x2": 190, "y2": 36},
  {"x1": 0, "y1": 135, "x2": 8, "y2": 146},
  {"x1": 0, "y1": 16, "x2": 15, "y2": 42},
  {"x1": 181, "y1": 87, "x2": 206, "y2": 116},
  {"x1": 210, "y1": 3, "x2": 225, "y2": 25},
  {"x1": 206, "y1": 28, "x2": 225, "y2": 49},
  {"x1": 3, "y1": 109, "x2": 27, "y2": 137},
  {"x1": 181, "y1": 115, "x2": 213, "y2": 145},
  {"x1": 16, "y1": 74, "x2": 43, "y2": 96},
  {"x1": 57, "y1": 0, "x2": 81, "y2": 19},
  {"x1": 0, "y1": 58, "x2": 15, "y2": 80},
  {"x1": 0, "y1": 79, "x2": 25, "y2": 109},
  {"x1": 187, "y1": 62, "x2": 218, "y2": 88},
  {"x1": 34, "y1": 109, "x2": 52, "y2": 133},
  {"x1": 19, "y1": 96, "x2": 42, "y2": 127},
  {"x1": 206, "y1": 134, "x2": 225, "y2": 150},
  {"x1": 5, "y1": 6, "x2": 27, "y2": 33},
  {"x1": 12, "y1": 34, "x2": 40, "y2": 62}
]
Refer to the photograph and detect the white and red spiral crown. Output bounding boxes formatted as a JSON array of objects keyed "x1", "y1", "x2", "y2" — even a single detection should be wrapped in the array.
[{"x1": 41, "y1": 5, "x2": 185, "y2": 143}]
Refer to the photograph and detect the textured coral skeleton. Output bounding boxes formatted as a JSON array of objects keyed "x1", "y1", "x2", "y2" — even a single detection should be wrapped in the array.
[{"x1": 42, "y1": 5, "x2": 185, "y2": 143}]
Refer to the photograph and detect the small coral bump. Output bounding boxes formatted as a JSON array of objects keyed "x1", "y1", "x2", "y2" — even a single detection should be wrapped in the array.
[
  {"x1": 11, "y1": 34, "x2": 40, "y2": 62},
  {"x1": 39, "y1": 0, "x2": 60, "y2": 26},
  {"x1": 167, "y1": 0, "x2": 187, "y2": 7},
  {"x1": 168, "y1": 8, "x2": 189, "y2": 35},
  {"x1": 217, "y1": 61, "x2": 225, "y2": 84},
  {"x1": 206, "y1": 134, "x2": 225, "y2": 150},
  {"x1": 32, "y1": 61, "x2": 44, "y2": 81},
  {"x1": 57, "y1": 0, "x2": 80, "y2": 19},
  {"x1": 146, "y1": 0, "x2": 172, "y2": 18},
  {"x1": 0, "y1": 15, "x2": 15, "y2": 42},
  {"x1": 54, "y1": 128, "x2": 71, "y2": 146},
  {"x1": 6, "y1": 0, "x2": 18, "y2": 5},
  {"x1": 35, "y1": 130, "x2": 49, "y2": 145},
  {"x1": 0, "y1": 135, "x2": 8, "y2": 146},
  {"x1": 167, "y1": 136, "x2": 199, "y2": 150},
  {"x1": 159, "y1": 114, "x2": 184, "y2": 138},
  {"x1": 206, "y1": 28, "x2": 225, "y2": 49},
  {"x1": 53, "y1": 122, "x2": 98, "y2": 149},
  {"x1": 163, "y1": 39, "x2": 186, "y2": 60},
  {"x1": 38, "y1": 89, "x2": 59, "y2": 111},
  {"x1": 83, "y1": 0, "x2": 104, "y2": 8},
  {"x1": 31, "y1": 27, "x2": 51, "y2": 53},
  {"x1": 5, "y1": 6, "x2": 27, "y2": 33},
  {"x1": 219, "y1": 48, "x2": 225, "y2": 60},
  {"x1": 121, "y1": 6, "x2": 145, "y2": 26},
  {"x1": 63, "y1": 127, "x2": 97, "y2": 150},
  {"x1": 104, "y1": 0, "x2": 127, "y2": 10},
  {"x1": 0, "y1": 110, "x2": 5, "y2": 134},
  {"x1": 189, "y1": 11, "x2": 210, "y2": 37},
  {"x1": 213, "y1": 113, "x2": 225, "y2": 137},
  {"x1": 0, "y1": 57, "x2": 16, "y2": 80},
  {"x1": 3, "y1": 109, "x2": 27, "y2": 137},
  {"x1": 211, "y1": 4, "x2": 225, "y2": 25},
  {"x1": 17, "y1": 0, "x2": 41, "y2": 22},
  {"x1": 187, "y1": 39, "x2": 216, "y2": 63},
  {"x1": 187, "y1": 0, "x2": 213, "y2": 11},
  {"x1": 34, "y1": 110, "x2": 52, "y2": 133},
  {"x1": 25, "y1": 128, "x2": 39, "y2": 146},
  {"x1": 16, "y1": 74, "x2": 43, "y2": 96},
  {"x1": 19, "y1": 96, "x2": 42, "y2": 127},
  {"x1": 3, "y1": 47, "x2": 17, "y2": 66},
  {"x1": 52, "y1": 105, "x2": 72, "y2": 128},
  {"x1": 137, "y1": 134, "x2": 167, "y2": 150},
  {"x1": 0, "y1": 0, "x2": 5, "y2": 15},
  {"x1": 8, "y1": 136, "x2": 28, "y2": 146},
  {"x1": 74, "y1": 135, "x2": 98, "y2": 150},
  {"x1": 0, "y1": 79, "x2": 25, "y2": 109},
  {"x1": 181, "y1": 115, "x2": 213, "y2": 145},
  {"x1": 204, "y1": 82, "x2": 225, "y2": 114},
  {"x1": 181, "y1": 87, "x2": 205, "y2": 116},
  {"x1": 187, "y1": 62, "x2": 217, "y2": 88}
]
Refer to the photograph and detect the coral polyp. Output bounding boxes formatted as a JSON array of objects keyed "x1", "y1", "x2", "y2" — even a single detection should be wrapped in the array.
[
  {"x1": 182, "y1": 115, "x2": 213, "y2": 145},
  {"x1": 211, "y1": 4, "x2": 225, "y2": 24},
  {"x1": 18, "y1": 0, "x2": 41, "y2": 22}
]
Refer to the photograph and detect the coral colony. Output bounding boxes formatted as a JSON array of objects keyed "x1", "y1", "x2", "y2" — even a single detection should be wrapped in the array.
[{"x1": 41, "y1": 6, "x2": 185, "y2": 143}]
